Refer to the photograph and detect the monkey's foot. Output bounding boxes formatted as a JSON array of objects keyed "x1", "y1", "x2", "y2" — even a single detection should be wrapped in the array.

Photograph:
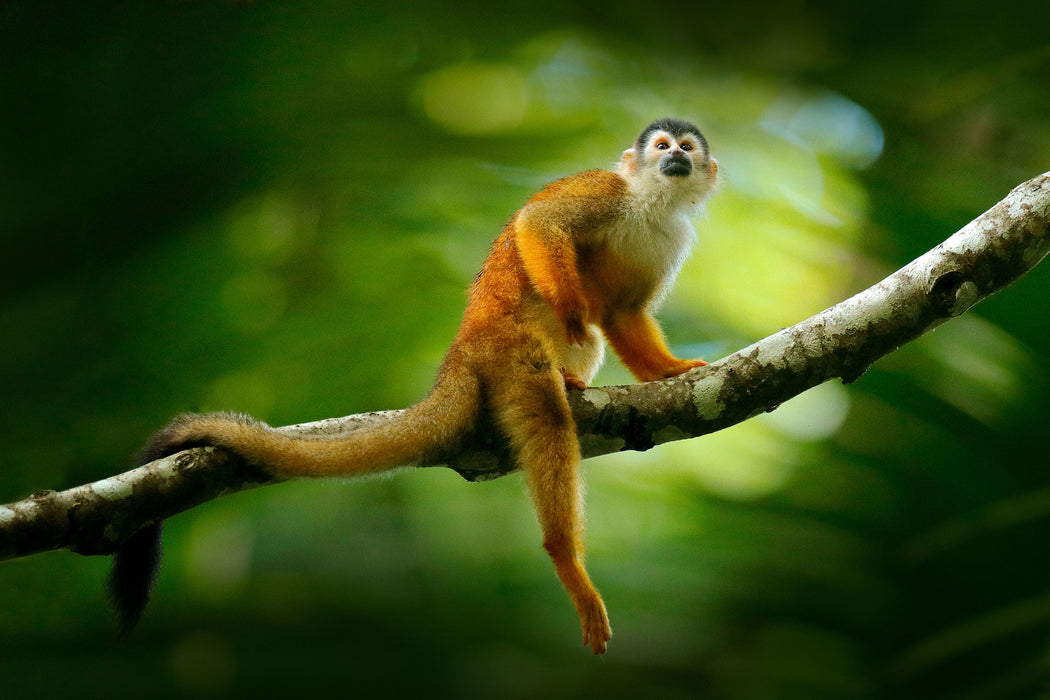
[
  {"x1": 561, "y1": 369, "x2": 588, "y2": 391},
  {"x1": 577, "y1": 595, "x2": 612, "y2": 654}
]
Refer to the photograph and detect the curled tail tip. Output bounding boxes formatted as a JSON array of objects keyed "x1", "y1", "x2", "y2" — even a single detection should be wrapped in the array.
[
  {"x1": 135, "y1": 411, "x2": 261, "y2": 465},
  {"x1": 114, "y1": 412, "x2": 258, "y2": 632},
  {"x1": 107, "y1": 522, "x2": 164, "y2": 634}
]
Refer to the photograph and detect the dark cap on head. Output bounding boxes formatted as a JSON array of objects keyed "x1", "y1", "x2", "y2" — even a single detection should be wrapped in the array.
[{"x1": 635, "y1": 118, "x2": 707, "y2": 155}]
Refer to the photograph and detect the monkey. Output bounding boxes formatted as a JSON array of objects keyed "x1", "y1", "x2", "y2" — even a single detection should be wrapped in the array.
[{"x1": 109, "y1": 117, "x2": 718, "y2": 654}]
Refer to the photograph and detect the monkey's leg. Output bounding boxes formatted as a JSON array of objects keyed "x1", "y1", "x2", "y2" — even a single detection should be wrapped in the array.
[
  {"x1": 489, "y1": 343, "x2": 612, "y2": 653},
  {"x1": 602, "y1": 308, "x2": 705, "y2": 382}
]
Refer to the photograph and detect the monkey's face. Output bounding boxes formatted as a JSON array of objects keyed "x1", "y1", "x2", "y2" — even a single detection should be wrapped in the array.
[
  {"x1": 646, "y1": 129, "x2": 705, "y2": 178},
  {"x1": 636, "y1": 120, "x2": 713, "y2": 180},
  {"x1": 619, "y1": 118, "x2": 718, "y2": 206}
]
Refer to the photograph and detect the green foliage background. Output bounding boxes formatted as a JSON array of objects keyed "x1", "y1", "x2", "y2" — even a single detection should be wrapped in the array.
[{"x1": 2, "y1": 2, "x2": 1050, "y2": 698}]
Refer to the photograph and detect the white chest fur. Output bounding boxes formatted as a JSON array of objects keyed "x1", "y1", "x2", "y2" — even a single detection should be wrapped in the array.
[
  {"x1": 610, "y1": 207, "x2": 695, "y2": 272},
  {"x1": 603, "y1": 192, "x2": 699, "y2": 307}
]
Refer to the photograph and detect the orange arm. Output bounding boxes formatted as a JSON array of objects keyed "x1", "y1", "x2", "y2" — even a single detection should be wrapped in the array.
[
  {"x1": 513, "y1": 170, "x2": 627, "y2": 345},
  {"x1": 514, "y1": 219, "x2": 590, "y2": 344},
  {"x1": 602, "y1": 309, "x2": 706, "y2": 382}
]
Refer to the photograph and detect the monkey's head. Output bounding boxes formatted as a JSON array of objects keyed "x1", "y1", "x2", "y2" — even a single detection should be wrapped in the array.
[{"x1": 620, "y1": 118, "x2": 718, "y2": 206}]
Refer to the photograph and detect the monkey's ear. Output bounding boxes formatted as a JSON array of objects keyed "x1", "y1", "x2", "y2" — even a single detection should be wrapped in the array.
[{"x1": 619, "y1": 149, "x2": 637, "y2": 175}]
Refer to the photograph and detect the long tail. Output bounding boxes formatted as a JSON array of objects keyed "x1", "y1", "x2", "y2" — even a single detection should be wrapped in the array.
[
  {"x1": 150, "y1": 362, "x2": 481, "y2": 477},
  {"x1": 106, "y1": 358, "x2": 482, "y2": 629}
]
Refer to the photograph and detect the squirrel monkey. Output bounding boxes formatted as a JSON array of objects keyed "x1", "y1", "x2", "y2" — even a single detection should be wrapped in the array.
[{"x1": 110, "y1": 118, "x2": 718, "y2": 654}]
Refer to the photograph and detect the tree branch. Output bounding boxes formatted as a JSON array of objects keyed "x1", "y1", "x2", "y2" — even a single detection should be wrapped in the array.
[{"x1": 3, "y1": 171, "x2": 1049, "y2": 562}]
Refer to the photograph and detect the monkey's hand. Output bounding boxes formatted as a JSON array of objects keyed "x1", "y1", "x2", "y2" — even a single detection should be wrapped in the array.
[
  {"x1": 661, "y1": 357, "x2": 707, "y2": 377},
  {"x1": 552, "y1": 290, "x2": 592, "y2": 348},
  {"x1": 561, "y1": 307, "x2": 590, "y2": 347}
]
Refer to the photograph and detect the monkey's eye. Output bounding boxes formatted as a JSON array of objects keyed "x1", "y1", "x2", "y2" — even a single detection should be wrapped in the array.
[
  {"x1": 655, "y1": 140, "x2": 670, "y2": 150},
  {"x1": 681, "y1": 142, "x2": 694, "y2": 152}
]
